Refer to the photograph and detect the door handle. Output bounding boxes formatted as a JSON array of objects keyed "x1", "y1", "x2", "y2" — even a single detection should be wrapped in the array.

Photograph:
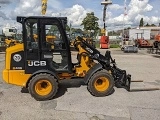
[{"x1": 28, "y1": 49, "x2": 33, "y2": 53}]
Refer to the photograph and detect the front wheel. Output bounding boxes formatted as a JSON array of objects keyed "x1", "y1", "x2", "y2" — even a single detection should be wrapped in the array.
[
  {"x1": 87, "y1": 70, "x2": 114, "y2": 97},
  {"x1": 28, "y1": 73, "x2": 58, "y2": 101}
]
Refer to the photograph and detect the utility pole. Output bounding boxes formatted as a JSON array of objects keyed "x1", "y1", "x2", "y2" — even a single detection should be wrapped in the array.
[
  {"x1": 123, "y1": 0, "x2": 127, "y2": 36},
  {"x1": 101, "y1": 0, "x2": 112, "y2": 36},
  {"x1": 100, "y1": 0, "x2": 112, "y2": 49},
  {"x1": 69, "y1": 22, "x2": 72, "y2": 37},
  {"x1": 122, "y1": 0, "x2": 127, "y2": 47},
  {"x1": 41, "y1": 0, "x2": 48, "y2": 15}
]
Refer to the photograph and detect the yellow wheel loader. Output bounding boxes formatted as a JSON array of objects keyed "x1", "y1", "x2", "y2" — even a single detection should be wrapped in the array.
[
  {"x1": 2, "y1": 27, "x2": 22, "y2": 48},
  {"x1": 3, "y1": 16, "x2": 131, "y2": 101},
  {"x1": 5, "y1": 37, "x2": 21, "y2": 47},
  {"x1": 69, "y1": 32, "x2": 96, "y2": 51}
]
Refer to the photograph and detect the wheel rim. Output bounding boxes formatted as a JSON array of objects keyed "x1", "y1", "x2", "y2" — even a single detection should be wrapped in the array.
[
  {"x1": 35, "y1": 80, "x2": 52, "y2": 96},
  {"x1": 94, "y1": 77, "x2": 109, "y2": 92}
]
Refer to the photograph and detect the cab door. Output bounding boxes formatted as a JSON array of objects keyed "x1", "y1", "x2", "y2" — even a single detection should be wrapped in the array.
[
  {"x1": 39, "y1": 18, "x2": 72, "y2": 73},
  {"x1": 24, "y1": 18, "x2": 41, "y2": 74}
]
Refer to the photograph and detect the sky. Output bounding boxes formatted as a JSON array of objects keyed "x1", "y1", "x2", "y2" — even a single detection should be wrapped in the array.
[{"x1": 0, "y1": 0, "x2": 160, "y2": 32}]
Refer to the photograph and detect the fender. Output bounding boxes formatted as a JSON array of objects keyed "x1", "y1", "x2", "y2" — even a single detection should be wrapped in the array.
[
  {"x1": 26, "y1": 69, "x2": 59, "y2": 87},
  {"x1": 84, "y1": 63, "x2": 103, "y2": 84}
]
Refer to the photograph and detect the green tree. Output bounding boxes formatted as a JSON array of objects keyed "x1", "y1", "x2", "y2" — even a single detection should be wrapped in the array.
[
  {"x1": 144, "y1": 23, "x2": 157, "y2": 27},
  {"x1": 48, "y1": 25, "x2": 58, "y2": 35},
  {"x1": 74, "y1": 28, "x2": 83, "y2": 33},
  {"x1": 66, "y1": 24, "x2": 70, "y2": 32},
  {"x1": 139, "y1": 18, "x2": 144, "y2": 27},
  {"x1": 81, "y1": 12, "x2": 99, "y2": 37},
  {"x1": 124, "y1": 27, "x2": 131, "y2": 30},
  {"x1": 71, "y1": 28, "x2": 76, "y2": 33},
  {"x1": 69, "y1": 28, "x2": 83, "y2": 34},
  {"x1": 108, "y1": 31, "x2": 119, "y2": 36},
  {"x1": 145, "y1": 23, "x2": 150, "y2": 27},
  {"x1": 150, "y1": 24, "x2": 156, "y2": 27}
]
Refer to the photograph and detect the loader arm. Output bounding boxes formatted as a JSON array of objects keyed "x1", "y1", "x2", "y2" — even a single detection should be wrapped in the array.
[{"x1": 75, "y1": 36, "x2": 131, "y2": 91}]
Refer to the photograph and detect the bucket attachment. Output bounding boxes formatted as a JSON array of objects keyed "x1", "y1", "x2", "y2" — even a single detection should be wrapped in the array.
[
  {"x1": 112, "y1": 66, "x2": 131, "y2": 91},
  {"x1": 104, "y1": 50, "x2": 131, "y2": 91},
  {"x1": 105, "y1": 51, "x2": 160, "y2": 92}
]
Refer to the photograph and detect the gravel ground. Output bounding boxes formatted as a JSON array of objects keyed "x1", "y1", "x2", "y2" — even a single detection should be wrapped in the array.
[{"x1": 0, "y1": 48, "x2": 160, "y2": 120}]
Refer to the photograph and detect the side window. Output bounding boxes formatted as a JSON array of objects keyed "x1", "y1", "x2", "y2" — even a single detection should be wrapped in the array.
[
  {"x1": 42, "y1": 24, "x2": 68, "y2": 70},
  {"x1": 43, "y1": 24, "x2": 66, "y2": 50},
  {"x1": 25, "y1": 19, "x2": 38, "y2": 49}
]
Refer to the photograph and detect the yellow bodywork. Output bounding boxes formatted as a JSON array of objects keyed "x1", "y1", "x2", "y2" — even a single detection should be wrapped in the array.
[
  {"x1": 74, "y1": 39, "x2": 95, "y2": 77},
  {"x1": 3, "y1": 43, "x2": 31, "y2": 87},
  {"x1": 3, "y1": 70, "x2": 31, "y2": 86}
]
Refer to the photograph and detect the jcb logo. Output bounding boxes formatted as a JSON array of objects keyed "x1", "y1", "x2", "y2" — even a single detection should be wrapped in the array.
[{"x1": 28, "y1": 61, "x2": 46, "y2": 66}]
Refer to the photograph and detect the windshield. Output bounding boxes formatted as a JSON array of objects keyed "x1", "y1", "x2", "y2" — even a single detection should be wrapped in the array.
[{"x1": 25, "y1": 18, "x2": 38, "y2": 42}]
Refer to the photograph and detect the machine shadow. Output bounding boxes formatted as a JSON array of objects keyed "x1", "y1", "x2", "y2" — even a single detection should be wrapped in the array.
[
  {"x1": 21, "y1": 87, "x2": 29, "y2": 93},
  {"x1": 53, "y1": 79, "x2": 85, "y2": 99},
  {"x1": 152, "y1": 55, "x2": 160, "y2": 58}
]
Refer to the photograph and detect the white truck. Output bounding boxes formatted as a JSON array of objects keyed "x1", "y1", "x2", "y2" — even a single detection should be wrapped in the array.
[{"x1": 2, "y1": 26, "x2": 17, "y2": 37}]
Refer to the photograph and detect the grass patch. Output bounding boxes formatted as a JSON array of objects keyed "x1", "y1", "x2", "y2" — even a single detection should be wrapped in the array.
[
  {"x1": 110, "y1": 44, "x2": 120, "y2": 48},
  {"x1": 95, "y1": 42, "x2": 120, "y2": 48},
  {"x1": 95, "y1": 43, "x2": 100, "y2": 48}
]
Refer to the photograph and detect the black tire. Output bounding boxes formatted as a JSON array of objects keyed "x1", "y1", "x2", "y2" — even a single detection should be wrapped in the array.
[
  {"x1": 87, "y1": 70, "x2": 114, "y2": 97},
  {"x1": 121, "y1": 47, "x2": 124, "y2": 51},
  {"x1": 153, "y1": 41, "x2": 158, "y2": 48},
  {"x1": 138, "y1": 44, "x2": 141, "y2": 48},
  {"x1": 158, "y1": 42, "x2": 160, "y2": 50},
  {"x1": 28, "y1": 73, "x2": 58, "y2": 101}
]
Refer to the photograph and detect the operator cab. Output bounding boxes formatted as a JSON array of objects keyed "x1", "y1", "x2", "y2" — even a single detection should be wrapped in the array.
[{"x1": 17, "y1": 16, "x2": 72, "y2": 74}]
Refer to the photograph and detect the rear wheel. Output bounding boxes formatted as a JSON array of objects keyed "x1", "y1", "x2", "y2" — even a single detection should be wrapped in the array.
[
  {"x1": 87, "y1": 70, "x2": 114, "y2": 97},
  {"x1": 28, "y1": 73, "x2": 58, "y2": 101}
]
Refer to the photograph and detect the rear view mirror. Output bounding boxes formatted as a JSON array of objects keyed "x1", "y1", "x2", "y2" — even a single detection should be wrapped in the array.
[{"x1": 17, "y1": 16, "x2": 26, "y2": 23}]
